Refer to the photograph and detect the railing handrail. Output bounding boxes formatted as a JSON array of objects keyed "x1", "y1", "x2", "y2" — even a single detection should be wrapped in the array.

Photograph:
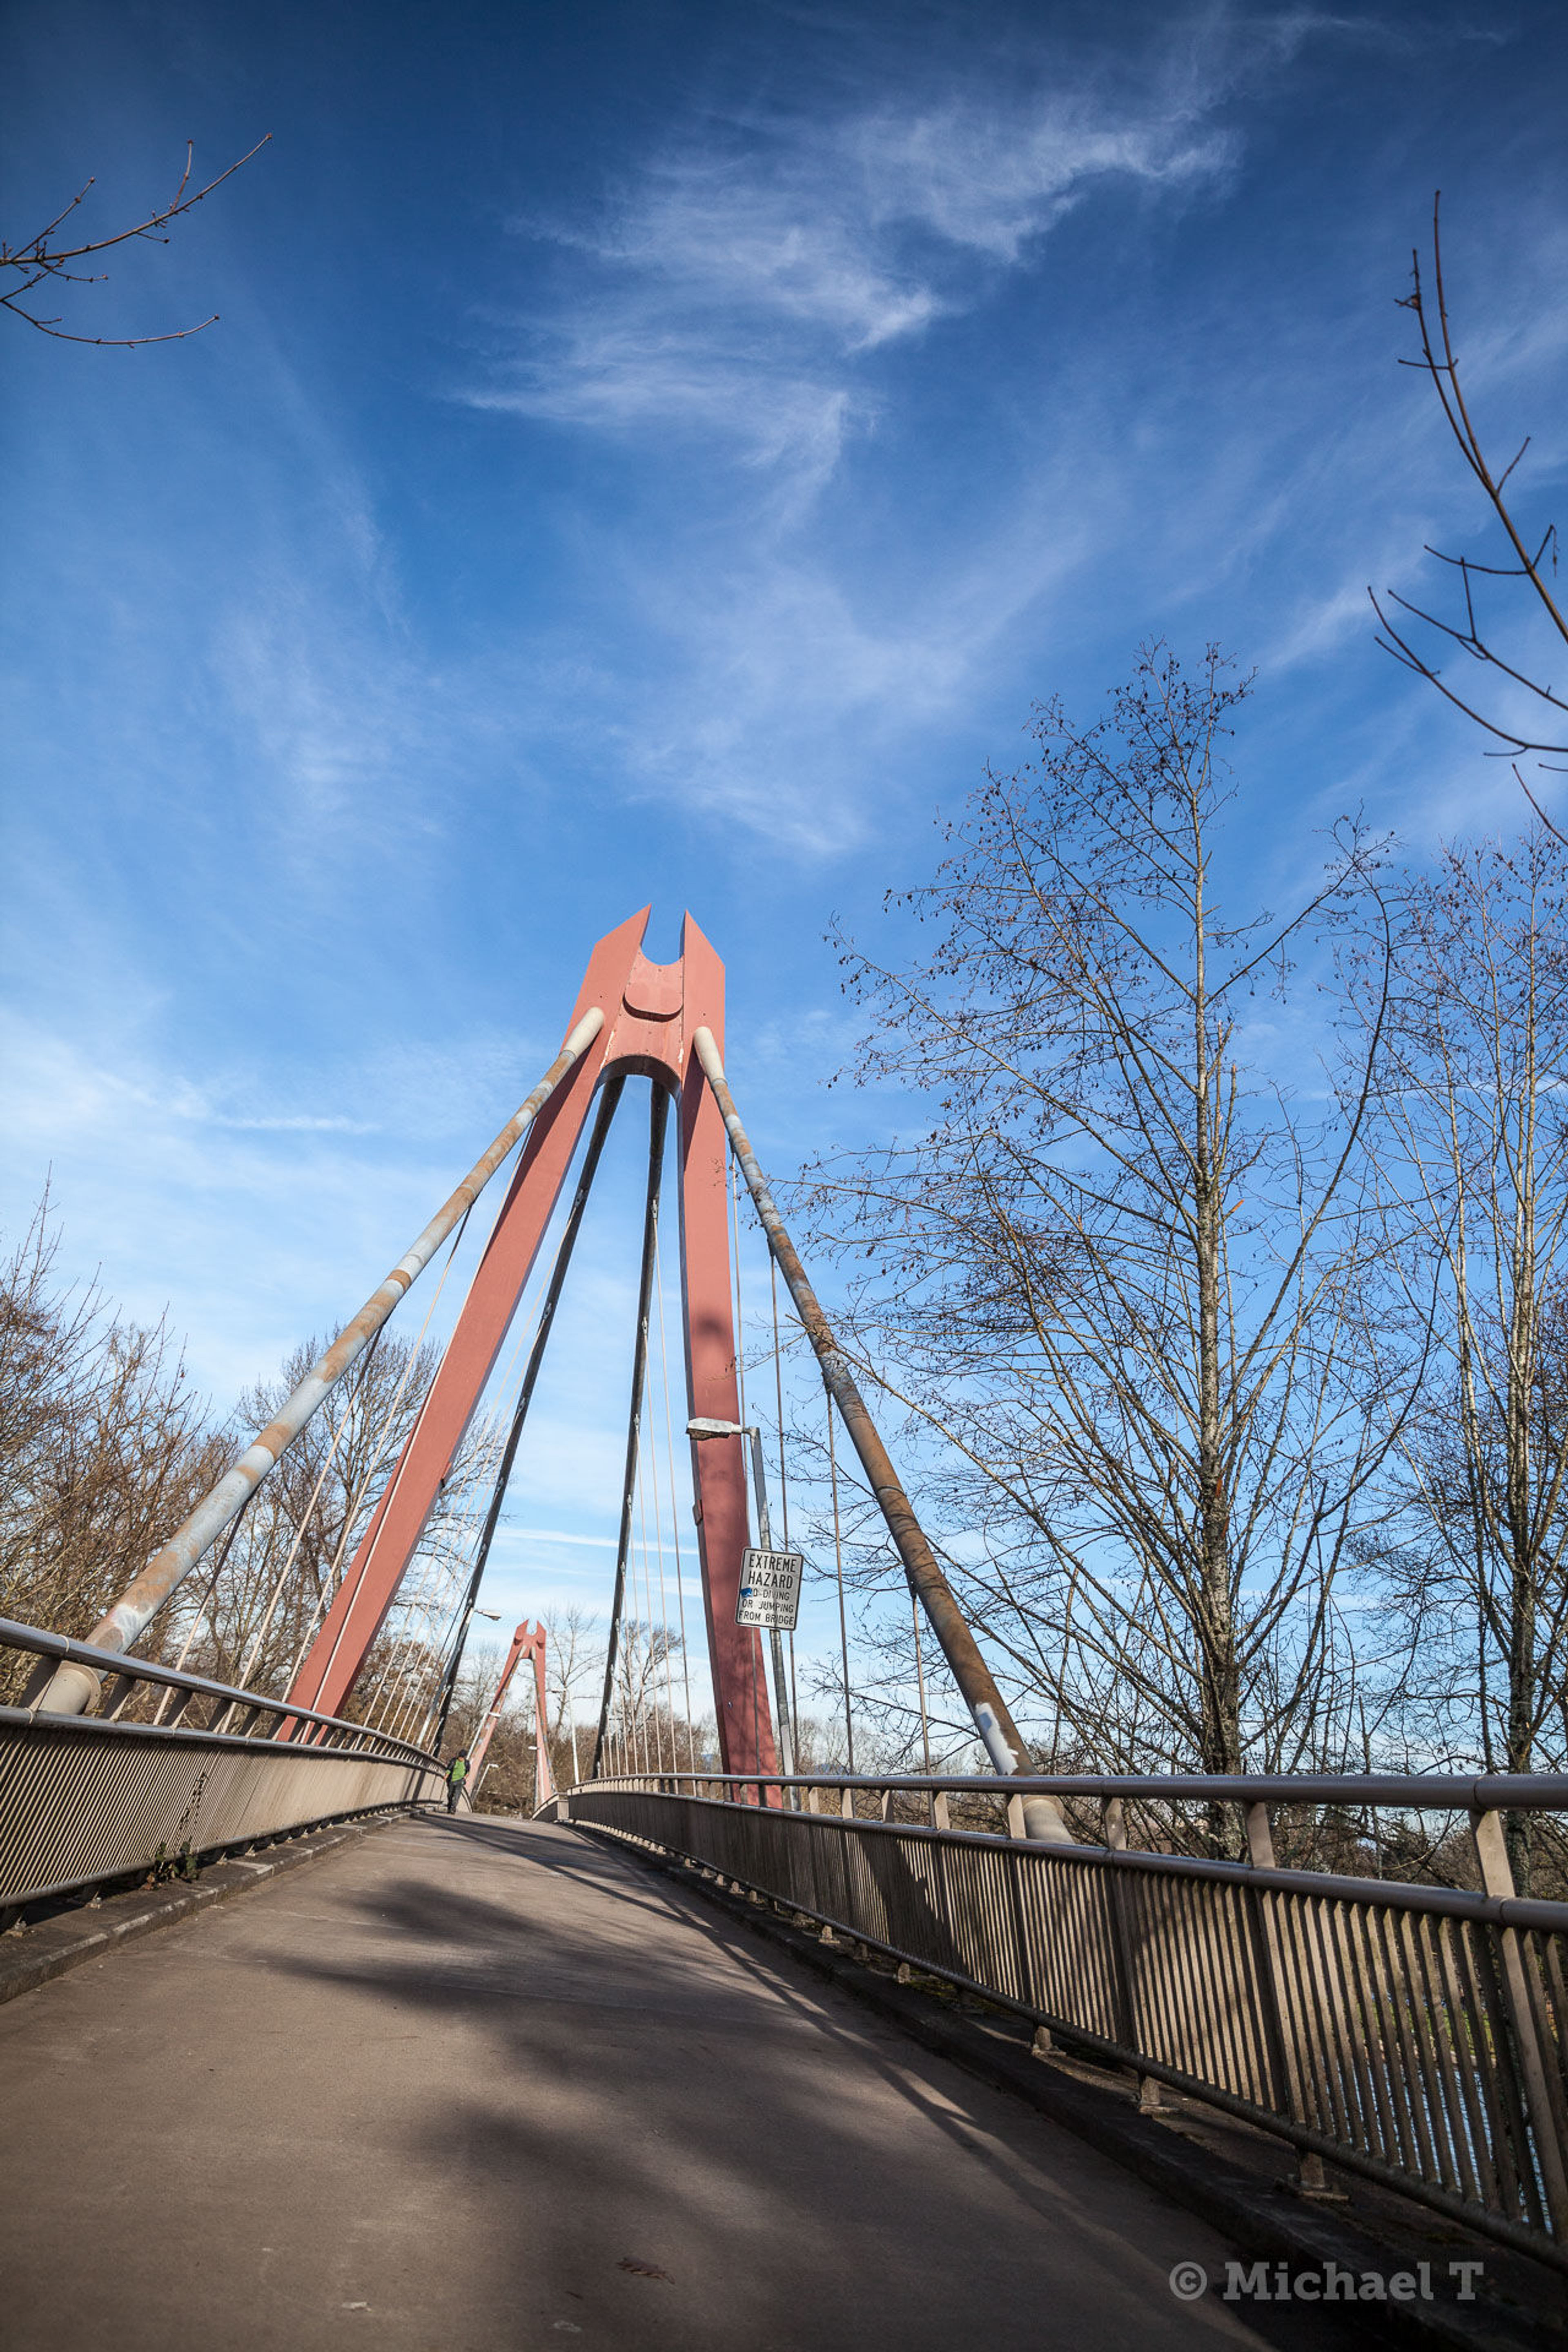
[
  {"x1": 574, "y1": 1774, "x2": 1568, "y2": 1932},
  {"x1": 0, "y1": 1701, "x2": 439, "y2": 1775},
  {"x1": 0, "y1": 1616, "x2": 436, "y2": 1769},
  {"x1": 579, "y1": 1766, "x2": 1568, "y2": 1811},
  {"x1": 568, "y1": 1777, "x2": 1568, "y2": 2265}
]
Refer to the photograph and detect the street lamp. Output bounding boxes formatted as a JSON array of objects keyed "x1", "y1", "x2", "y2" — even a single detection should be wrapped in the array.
[{"x1": 687, "y1": 1416, "x2": 797, "y2": 1779}]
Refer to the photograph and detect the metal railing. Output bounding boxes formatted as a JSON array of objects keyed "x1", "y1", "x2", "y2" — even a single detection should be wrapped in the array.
[
  {"x1": 560, "y1": 1768, "x2": 1568, "y2": 2272},
  {"x1": 0, "y1": 1617, "x2": 445, "y2": 1910}
]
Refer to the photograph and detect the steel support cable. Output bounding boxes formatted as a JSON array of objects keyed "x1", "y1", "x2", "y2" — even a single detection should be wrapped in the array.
[
  {"x1": 644, "y1": 1266, "x2": 681, "y2": 1773},
  {"x1": 826, "y1": 1402, "x2": 856, "y2": 1773},
  {"x1": 405, "y1": 1269, "x2": 555, "y2": 1739},
  {"x1": 281, "y1": 1201, "x2": 479, "y2": 1727},
  {"x1": 639, "y1": 1458, "x2": 668, "y2": 1773},
  {"x1": 430, "y1": 1077, "x2": 626, "y2": 1755},
  {"x1": 374, "y1": 1540, "x2": 475, "y2": 1741},
  {"x1": 271, "y1": 1209, "x2": 474, "y2": 1726},
  {"x1": 912, "y1": 1586, "x2": 933, "y2": 1774},
  {"x1": 591, "y1": 1084, "x2": 670, "y2": 1777},
  {"x1": 652, "y1": 1221, "x2": 699, "y2": 1766},
  {"x1": 768, "y1": 1253, "x2": 802, "y2": 1769},
  {"x1": 633, "y1": 1464, "x2": 652, "y2": 1773},
  {"x1": 692, "y1": 1027, "x2": 1069, "y2": 1840},
  {"x1": 641, "y1": 1269, "x2": 679, "y2": 1775},
  {"x1": 647, "y1": 1241, "x2": 675, "y2": 1748},
  {"x1": 729, "y1": 1145, "x2": 796, "y2": 1784},
  {"x1": 383, "y1": 1565, "x2": 472, "y2": 1742},
  {"x1": 226, "y1": 1340, "x2": 379, "y2": 1708},
  {"x1": 419, "y1": 1136, "x2": 588, "y2": 1704},
  {"x1": 36, "y1": 1008, "x2": 606, "y2": 1719},
  {"x1": 729, "y1": 1153, "x2": 762, "y2": 1781},
  {"x1": 143, "y1": 1477, "x2": 266, "y2": 1726},
  {"x1": 635, "y1": 1455, "x2": 653, "y2": 1772}
]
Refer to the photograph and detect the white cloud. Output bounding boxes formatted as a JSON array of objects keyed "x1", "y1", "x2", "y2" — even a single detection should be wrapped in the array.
[{"x1": 467, "y1": 83, "x2": 1234, "y2": 495}]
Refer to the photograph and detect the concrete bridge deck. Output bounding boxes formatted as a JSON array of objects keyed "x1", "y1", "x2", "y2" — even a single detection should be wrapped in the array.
[{"x1": 0, "y1": 1813, "x2": 1358, "y2": 2351}]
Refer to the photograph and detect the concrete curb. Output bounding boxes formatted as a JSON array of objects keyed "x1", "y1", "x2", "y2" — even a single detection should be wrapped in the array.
[
  {"x1": 0, "y1": 1810, "x2": 414, "y2": 2007},
  {"x1": 583, "y1": 1828, "x2": 1564, "y2": 2352}
]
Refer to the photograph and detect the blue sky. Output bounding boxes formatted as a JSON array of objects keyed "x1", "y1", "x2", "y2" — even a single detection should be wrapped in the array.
[{"x1": 4, "y1": 1, "x2": 1566, "y2": 1711}]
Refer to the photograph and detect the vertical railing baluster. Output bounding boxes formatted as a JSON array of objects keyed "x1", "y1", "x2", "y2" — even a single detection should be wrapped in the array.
[
  {"x1": 1471, "y1": 1807, "x2": 1568, "y2": 2235},
  {"x1": 1240, "y1": 1801, "x2": 1313, "y2": 2171}
]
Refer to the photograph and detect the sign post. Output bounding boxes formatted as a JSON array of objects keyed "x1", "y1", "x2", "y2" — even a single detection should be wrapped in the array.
[{"x1": 735, "y1": 1548, "x2": 805, "y2": 1633}]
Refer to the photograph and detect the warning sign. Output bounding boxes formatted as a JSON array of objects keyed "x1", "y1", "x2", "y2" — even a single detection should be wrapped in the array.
[{"x1": 735, "y1": 1547, "x2": 805, "y2": 1632}]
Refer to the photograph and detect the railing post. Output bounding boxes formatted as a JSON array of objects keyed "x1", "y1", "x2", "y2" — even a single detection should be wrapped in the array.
[
  {"x1": 1472, "y1": 1806, "x2": 1568, "y2": 2233},
  {"x1": 1241, "y1": 1801, "x2": 1325, "y2": 2189},
  {"x1": 931, "y1": 1789, "x2": 950, "y2": 1831},
  {"x1": 1097, "y1": 1799, "x2": 1141, "y2": 2065}
]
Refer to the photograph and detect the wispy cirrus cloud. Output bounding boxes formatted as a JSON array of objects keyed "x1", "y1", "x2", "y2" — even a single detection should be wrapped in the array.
[{"x1": 463, "y1": 84, "x2": 1234, "y2": 496}]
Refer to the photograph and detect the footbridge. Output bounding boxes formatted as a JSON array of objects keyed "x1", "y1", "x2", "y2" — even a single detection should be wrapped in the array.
[{"x1": 2, "y1": 912, "x2": 1566, "y2": 2347}]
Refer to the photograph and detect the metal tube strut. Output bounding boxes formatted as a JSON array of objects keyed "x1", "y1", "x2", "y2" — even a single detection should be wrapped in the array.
[
  {"x1": 33, "y1": 1008, "x2": 607, "y2": 1717},
  {"x1": 691, "y1": 1026, "x2": 1069, "y2": 1841}
]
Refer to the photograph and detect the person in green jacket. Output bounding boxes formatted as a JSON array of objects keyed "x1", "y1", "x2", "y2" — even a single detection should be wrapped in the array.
[{"x1": 445, "y1": 1753, "x2": 470, "y2": 1814}]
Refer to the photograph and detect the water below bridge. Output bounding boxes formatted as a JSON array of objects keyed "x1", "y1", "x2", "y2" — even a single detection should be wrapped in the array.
[{"x1": 0, "y1": 1813, "x2": 1364, "y2": 2351}]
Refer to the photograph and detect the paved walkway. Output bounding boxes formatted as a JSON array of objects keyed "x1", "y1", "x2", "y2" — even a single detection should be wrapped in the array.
[{"x1": 0, "y1": 1815, "x2": 1358, "y2": 2351}]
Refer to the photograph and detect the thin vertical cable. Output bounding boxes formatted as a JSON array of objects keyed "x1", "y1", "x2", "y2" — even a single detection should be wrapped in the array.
[
  {"x1": 731, "y1": 1148, "x2": 762, "y2": 1796},
  {"x1": 730, "y1": 1152, "x2": 748, "y2": 1433},
  {"x1": 645, "y1": 1338, "x2": 679, "y2": 1773},
  {"x1": 768, "y1": 1255, "x2": 790, "y2": 1549},
  {"x1": 827, "y1": 1401, "x2": 855, "y2": 1773},
  {"x1": 912, "y1": 1585, "x2": 932, "y2": 1773},
  {"x1": 591, "y1": 1082, "x2": 670, "y2": 1776},
  {"x1": 653, "y1": 1221, "x2": 698, "y2": 1767},
  {"x1": 285, "y1": 1205, "x2": 476, "y2": 1711},
  {"x1": 768, "y1": 1252, "x2": 801, "y2": 1774},
  {"x1": 432, "y1": 1077, "x2": 625, "y2": 1755}
]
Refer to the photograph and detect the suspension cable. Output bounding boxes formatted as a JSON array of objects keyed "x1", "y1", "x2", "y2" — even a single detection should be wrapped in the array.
[
  {"x1": 229, "y1": 1336, "x2": 381, "y2": 1700},
  {"x1": 634, "y1": 1459, "x2": 655, "y2": 1772},
  {"x1": 431, "y1": 1078, "x2": 626, "y2": 1752},
  {"x1": 653, "y1": 1218, "x2": 698, "y2": 1768},
  {"x1": 912, "y1": 1584, "x2": 932, "y2": 1773},
  {"x1": 768, "y1": 1252, "x2": 800, "y2": 1764},
  {"x1": 150, "y1": 1480, "x2": 265, "y2": 1724},
  {"x1": 591, "y1": 1083, "x2": 669, "y2": 1776},
  {"x1": 642, "y1": 1411, "x2": 670, "y2": 1770},
  {"x1": 826, "y1": 1400, "x2": 855, "y2": 1773},
  {"x1": 282, "y1": 1201, "x2": 476, "y2": 1706}
]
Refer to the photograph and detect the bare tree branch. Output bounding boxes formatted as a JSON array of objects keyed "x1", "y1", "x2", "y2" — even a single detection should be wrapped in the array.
[
  {"x1": 1, "y1": 136, "x2": 271, "y2": 346},
  {"x1": 1369, "y1": 192, "x2": 1568, "y2": 816}
]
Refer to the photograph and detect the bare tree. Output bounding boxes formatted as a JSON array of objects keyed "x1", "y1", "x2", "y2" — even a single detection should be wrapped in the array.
[
  {"x1": 811, "y1": 646, "x2": 1403, "y2": 1837},
  {"x1": 0, "y1": 1196, "x2": 228, "y2": 1698},
  {"x1": 162, "y1": 1332, "x2": 499, "y2": 1739},
  {"x1": 602, "y1": 1618, "x2": 700, "y2": 1775},
  {"x1": 1370, "y1": 194, "x2": 1567, "y2": 817},
  {"x1": 543, "y1": 1605, "x2": 604, "y2": 1783},
  {"x1": 2, "y1": 136, "x2": 270, "y2": 347},
  {"x1": 1354, "y1": 829, "x2": 1568, "y2": 1888}
]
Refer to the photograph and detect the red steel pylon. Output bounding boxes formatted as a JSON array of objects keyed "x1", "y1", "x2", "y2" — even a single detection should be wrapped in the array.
[
  {"x1": 287, "y1": 911, "x2": 778, "y2": 1775},
  {"x1": 466, "y1": 1621, "x2": 552, "y2": 1804}
]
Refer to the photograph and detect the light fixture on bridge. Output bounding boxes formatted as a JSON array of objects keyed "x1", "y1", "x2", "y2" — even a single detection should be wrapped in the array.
[{"x1": 685, "y1": 1417, "x2": 799, "y2": 1779}]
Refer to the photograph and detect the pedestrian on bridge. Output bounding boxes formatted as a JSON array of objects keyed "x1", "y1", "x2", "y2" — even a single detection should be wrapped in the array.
[{"x1": 445, "y1": 1753, "x2": 470, "y2": 1814}]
